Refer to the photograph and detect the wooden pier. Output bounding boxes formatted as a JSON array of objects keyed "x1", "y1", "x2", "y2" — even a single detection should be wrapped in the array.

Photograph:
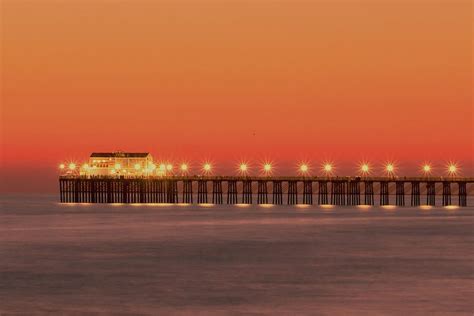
[{"x1": 59, "y1": 176, "x2": 473, "y2": 206}]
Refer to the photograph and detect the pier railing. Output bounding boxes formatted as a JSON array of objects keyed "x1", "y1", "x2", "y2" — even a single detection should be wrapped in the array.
[{"x1": 59, "y1": 176, "x2": 473, "y2": 206}]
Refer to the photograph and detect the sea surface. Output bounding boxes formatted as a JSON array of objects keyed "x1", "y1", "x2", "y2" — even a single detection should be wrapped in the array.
[{"x1": 0, "y1": 195, "x2": 473, "y2": 315}]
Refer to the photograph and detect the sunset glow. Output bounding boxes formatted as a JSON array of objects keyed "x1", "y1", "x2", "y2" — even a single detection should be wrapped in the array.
[{"x1": 1, "y1": 0, "x2": 472, "y2": 193}]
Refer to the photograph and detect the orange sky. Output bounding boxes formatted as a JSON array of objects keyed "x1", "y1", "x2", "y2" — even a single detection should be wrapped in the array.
[{"x1": 1, "y1": 0, "x2": 473, "y2": 192}]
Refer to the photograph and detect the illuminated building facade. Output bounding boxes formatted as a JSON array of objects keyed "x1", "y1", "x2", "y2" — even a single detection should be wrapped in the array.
[{"x1": 81, "y1": 152, "x2": 157, "y2": 177}]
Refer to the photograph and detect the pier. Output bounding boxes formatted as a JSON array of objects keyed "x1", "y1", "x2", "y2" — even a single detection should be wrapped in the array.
[{"x1": 59, "y1": 176, "x2": 473, "y2": 206}]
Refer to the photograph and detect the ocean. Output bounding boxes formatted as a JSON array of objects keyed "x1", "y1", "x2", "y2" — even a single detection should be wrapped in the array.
[{"x1": 1, "y1": 195, "x2": 473, "y2": 315}]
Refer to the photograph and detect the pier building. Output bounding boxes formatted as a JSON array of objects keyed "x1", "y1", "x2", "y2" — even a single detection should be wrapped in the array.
[{"x1": 81, "y1": 152, "x2": 156, "y2": 177}]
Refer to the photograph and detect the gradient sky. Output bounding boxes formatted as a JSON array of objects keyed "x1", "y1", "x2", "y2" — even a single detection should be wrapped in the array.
[{"x1": 1, "y1": 0, "x2": 473, "y2": 192}]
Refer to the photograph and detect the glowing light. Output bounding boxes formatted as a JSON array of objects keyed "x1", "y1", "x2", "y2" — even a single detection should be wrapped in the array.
[
  {"x1": 82, "y1": 164, "x2": 90, "y2": 170},
  {"x1": 448, "y1": 164, "x2": 457, "y2": 175},
  {"x1": 148, "y1": 163, "x2": 156, "y2": 171},
  {"x1": 263, "y1": 163, "x2": 272, "y2": 173},
  {"x1": 68, "y1": 163, "x2": 76, "y2": 170},
  {"x1": 445, "y1": 205, "x2": 459, "y2": 210},
  {"x1": 323, "y1": 163, "x2": 332, "y2": 173},
  {"x1": 203, "y1": 163, "x2": 212, "y2": 172},
  {"x1": 159, "y1": 164, "x2": 166, "y2": 171},
  {"x1": 199, "y1": 203, "x2": 214, "y2": 207},
  {"x1": 114, "y1": 163, "x2": 121, "y2": 170},
  {"x1": 361, "y1": 163, "x2": 370, "y2": 174},
  {"x1": 240, "y1": 163, "x2": 248, "y2": 172},
  {"x1": 59, "y1": 164, "x2": 65, "y2": 170},
  {"x1": 300, "y1": 164, "x2": 309, "y2": 173},
  {"x1": 166, "y1": 164, "x2": 173, "y2": 171},
  {"x1": 385, "y1": 163, "x2": 394, "y2": 173},
  {"x1": 320, "y1": 204, "x2": 334, "y2": 209},
  {"x1": 422, "y1": 164, "x2": 431, "y2": 174},
  {"x1": 180, "y1": 163, "x2": 188, "y2": 172},
  {"x1": 134, "y1": 163, "x2": 141, "y2": 170}
]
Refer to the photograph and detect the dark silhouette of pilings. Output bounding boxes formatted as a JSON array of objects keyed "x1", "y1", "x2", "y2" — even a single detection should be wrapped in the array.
[
  {"x1": 396, "y1": 181, "x2": 405, "y2": 206},
  {"x1": 411, "y1": 181, "x2": 420, "y2": 206},
  {"x1": 331, "y1": 181, "x2": 346, "y2": 205},
  {"x1": 380, "y1": 181, "x2": 389, "y2": 206},
  {"x1": 347, "y1": 181, "x2": 360, "y2": 205},
  {"x1": 458, "y1": 182, "x2": 467, "y2": 207},
  {"x1": 442, "y1": 182, "x2": 451, "y2": 206},
  {"x1": 364, "y1": 181, "x2": 374, "y2": 205},
  {"x1": 303, "y1": 181, "x2": 313, "y2": 204},
  {"x1": 242, "y1": 180, "x2": 252, "y2": 204},
  {"x1": 287, "y1": 181, "x2": 298, "y2": 205},
  {"x1": 212, "y1": 180, "x2": 223, "y2": 204},
  {"x1": 426, "y1": 182, "x2": 436, "y2": 206},
  {"x1": 183, "y1": 180, "x2": 193, "y2": 203},
  {"x1": 257, "y1": 181, "x2": 268, "y2": 204},
  {"x1": 167, "y1": 180, "x2": 178, "y2": 203},
  {"x1": 227, "y1": 180, "x2": 238, "y2": 204},
  {"x1": 157, "y1": 180, "x2": 166, "y2": 203},
  {"x1": 273, "y1": 181, "x2": 283, "y2": 205},
  {"x1": 59, "y1": 177, "x2": 471, "y2": 206},
  {"x1": 318, "y1": 181, "x2": 329, "y2": 205},
  {"x1": 198, "y1": 180, "x2": 208, "y2": 203}
]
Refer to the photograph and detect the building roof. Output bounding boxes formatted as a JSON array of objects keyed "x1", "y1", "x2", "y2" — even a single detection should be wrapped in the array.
[{"x1": 90, "y1": 152, "x2": 150, "y2": 158}]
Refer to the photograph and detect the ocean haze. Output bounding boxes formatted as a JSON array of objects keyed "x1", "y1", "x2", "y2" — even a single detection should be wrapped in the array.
[{"x1": 1, "y1": 195, "x2": 473, "y2": 315}]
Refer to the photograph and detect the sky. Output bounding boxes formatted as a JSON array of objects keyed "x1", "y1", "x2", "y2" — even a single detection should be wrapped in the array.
[{"x1": 1, "y1": 0, "x2": 473, "y2": 192}]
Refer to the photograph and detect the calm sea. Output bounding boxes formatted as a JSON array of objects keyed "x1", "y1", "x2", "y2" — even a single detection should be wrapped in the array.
[{"x1": 1, "y1": 194, "x2": 473, "y2": 315}]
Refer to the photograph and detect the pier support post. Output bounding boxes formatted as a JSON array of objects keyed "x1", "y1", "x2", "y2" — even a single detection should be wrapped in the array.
[
  {"x1": 458, "y1": 182, "x2": 467, "y2": 207},
  {"x1": 212, "y1": 180, "x2": 223, "y2": 204},
  {"x1": 198, "y1": 180, "x2": 208, "y2": 204},
  {"x1": 167, "y1": 180, "x2": 178, "y2": 203},
  {"x1": 331, "y1": 181, "x2": 346, "y2": 205},
  {"x1": 59, "y1": 179, "x2": 64, "y2": 203},
  {"x1": 287, "y1": 180, "x2": 298, "y2": 205},
  {"x1": 106, "y1": 179, "x2": 112, "y2": 203},
  {"x1": 74, "y1": 178, "x2": 80, "y2": 203},
  {"x1": 426, "y1": 182, "x2": 436, "y2": 206},
  {"x1": 348, "y1": 181, "x2": 360, "y2": 205},
  {"x1": 91, "y1": 179, "x2": 96, "y2": 203},
  {"x1": 395, "y1": 181, "x2": 405, "y2": 206},
  {"x1": 149, "y1": 180, "x2": 157, "y2": 203},
  {"x1": 123, "y1": 179, "x2": 129, "y2": 204},
  {"x1": 183, "y1": 180, "x2": 193, "y2": 204},
  {"x1": 242, "y1": 180, "x2": 253, "y2": 204},
  {"x1": 411, "y1": 181, "x2": 420, "y2": 206},
  {"x1": 318, "y1": 181, "x2": 329, "y2": 205},
  {"x1": 380, "y1": 181, "x2": 389, "y2": 206},
  {"x1": 272, "y1": 181, "x2": 283, "y2": 205},
  {"x1": 257, "y1": 181, "x2": 268, "y2": 204},
  {"x1": 227, "y1": 180, "x2": 238, "y2": 204},
  {"x1": 364, "y1": 181, "x2": 374, "y2": 205},
  {"x1": 157, "y1": 180, "x2": 167, "y2": 203},
  {"x1": 138, "y1": 180, "x2": 144, "y2": 203},
  {"x1": 303, "y1": 181, "x2": 313, "y2": 204},
  {"x1": 442, "y1": 182, "x2": 451, "y2": 206}
]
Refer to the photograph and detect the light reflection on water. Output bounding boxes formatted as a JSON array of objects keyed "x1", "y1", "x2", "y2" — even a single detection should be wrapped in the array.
[{"x1": 419, "y1": 205, "x2": 433, "y2": 210}]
